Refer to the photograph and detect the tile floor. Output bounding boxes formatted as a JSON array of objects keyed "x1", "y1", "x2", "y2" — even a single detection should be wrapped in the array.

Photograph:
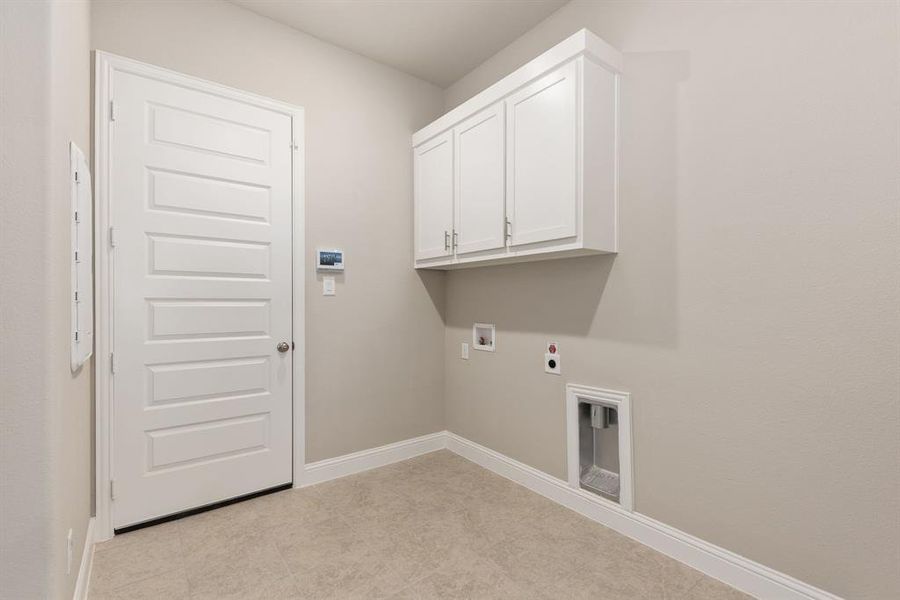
[{"x1": 88, "y1": 450, "x2": 753, "y2": 599}]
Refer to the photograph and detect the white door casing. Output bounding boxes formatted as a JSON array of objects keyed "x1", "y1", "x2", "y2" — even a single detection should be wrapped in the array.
[
  {"x1": 454, "y1": 102, "x2": 506, "y2": 255},
  {"x1": 414, "y1": 131, "x2": 454, "y2": 261},
  {"x1": 95, "y1": 53, "x2": 304, "y2": 533},
  {"x1": 506, "y1": 61, "x2": 578, "y2": 247}
]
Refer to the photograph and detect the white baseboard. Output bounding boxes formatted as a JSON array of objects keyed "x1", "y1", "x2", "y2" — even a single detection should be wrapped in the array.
[
  {"x1": 298, "y1": 431, "x2": 446, "y2": 487},
  {"x1": 444, "y1": 432, "x2": 842, "y2": 600},
  {"x1": 72, "y1": 517, "x2": 95, "y2": 600}
]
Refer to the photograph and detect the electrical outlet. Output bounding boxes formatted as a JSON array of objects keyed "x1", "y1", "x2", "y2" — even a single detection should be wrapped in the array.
[
  {"x1": 66, "y1": 528, "x2": 73, "y2": 575},
  {"x1": 461, "y1": 342, "x2": 469, "y2": 360},
  {"x1": 545, "y1": 352, "x2": 561, "y2": 375}
]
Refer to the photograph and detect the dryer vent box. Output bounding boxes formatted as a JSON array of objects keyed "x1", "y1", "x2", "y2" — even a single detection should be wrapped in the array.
[
  {"x1": 566, "y1": 385, "x2": 633, "y2": 511},
  {"x1": 579, "y1": 403, "x2": 620, "y2": 502}
]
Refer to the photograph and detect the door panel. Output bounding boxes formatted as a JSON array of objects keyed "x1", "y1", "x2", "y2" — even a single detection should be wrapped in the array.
[
  {"x1": 414, "y1": 132, "x2": 454, "y2": 261},
  {"x1": 455, "y1": 103, "x2": 505, "y2": 255},
  {"x1": 111, "y1": 69, "x2": 293, "y2": 528},
  {"x1": 506, "y1": 62, "x2": 578, "y2": 247}
]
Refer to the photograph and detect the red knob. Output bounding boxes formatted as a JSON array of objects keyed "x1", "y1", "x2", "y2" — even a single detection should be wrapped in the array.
[{"x1": 549, "y1": 344, "x2": 557, "y2": 354}]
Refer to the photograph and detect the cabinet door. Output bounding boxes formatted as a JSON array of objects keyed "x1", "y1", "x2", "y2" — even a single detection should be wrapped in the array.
[
  {"x1": 506, "y1": 61, "x2": 578, "y2": 247},
  {"x1": 414, "y1": 131, "x2": 454, "y2": 261},
  {"x1": 454, "y1": 103, "x2": 505, "y2": 255}
]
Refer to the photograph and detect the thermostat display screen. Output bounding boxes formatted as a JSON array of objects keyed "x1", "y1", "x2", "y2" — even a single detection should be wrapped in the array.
[{"x1": 317, "y1": 249, "x2": 344, "y2": 271}]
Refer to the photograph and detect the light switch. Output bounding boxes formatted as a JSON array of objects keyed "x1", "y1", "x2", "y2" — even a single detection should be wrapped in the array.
[
  {"x1": 322, "y1": 276, "x2": 335, "y2": 296},
  {"x1": 461, "y1": 342, "x2": 469, "y2": 360}
]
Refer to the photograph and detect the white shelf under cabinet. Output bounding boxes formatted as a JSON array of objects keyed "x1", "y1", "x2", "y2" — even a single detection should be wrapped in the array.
[{"x1": 412, "y1": 29, "x2": 622, "y2": 270}]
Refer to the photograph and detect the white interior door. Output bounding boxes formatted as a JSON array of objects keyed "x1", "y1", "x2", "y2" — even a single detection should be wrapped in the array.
[
  {"x1": 414, "y1": 132, "x2": 454, "y2": 260},
  {"x1": 454, "y1": 102, "x2": 505, "y2": 255},
  {"x1": 110, "y1": 68, "x2": 294, "y2": 528},
  {"x1": 506, "y1": 61, "x2": 578, "y2": 247}
]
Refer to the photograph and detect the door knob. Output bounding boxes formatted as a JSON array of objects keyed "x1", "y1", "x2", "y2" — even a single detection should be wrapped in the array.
[{"x1": 277, "y1": 341, "x2": 290, "y2": 353}]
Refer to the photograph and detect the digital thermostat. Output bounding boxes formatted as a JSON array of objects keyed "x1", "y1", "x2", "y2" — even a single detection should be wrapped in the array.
[{"x1": 316, "y1": 249, "x2": 344, "y2": 271}]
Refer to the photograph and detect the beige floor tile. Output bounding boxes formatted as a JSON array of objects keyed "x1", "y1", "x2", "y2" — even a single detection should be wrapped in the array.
[
  {"x1": 89, "y1": 568, "x2": 190, "y2": 600},
  {"x1": 392, "y1": 548, "x2": 547, "y2": 600},
  {"x1": 178, "y1": 499, "x2": 261, "y2": 554},
  {"x1": 685, "y1": 576, "x2": 756, "y2": 599},
  {"x1": 250, "y1": 486, "x2": 336, "y2": 531},
  {"x1": 87, "y1": 450, "x2": 755, "y2": 600},
  {"x1": 92, "y1": 519, "x2": 182, "y2": 553},
  {"x1": 190, "y1": 572, "x2": 301, "y2": 600},
  {"x1": 89, "y1": 526, "x2": 184, "y2": 594},
  {"x1": 274, "y1": 514, "x2": 393, "y2": 599},
  {"x1": 184, "y1": 530, "x2": 291, "y2": 599}
]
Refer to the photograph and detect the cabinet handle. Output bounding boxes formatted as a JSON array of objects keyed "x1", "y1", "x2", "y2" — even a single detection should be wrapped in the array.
[
  {"x1": 444, "y1": 230, "x2": 450, "y2": 251},
  {"x1": 505, "y1": 218, "x2": 512, "y2": 241},
  {"x1": 452, "y1": 229, "x2": 458, "y2": 249}
]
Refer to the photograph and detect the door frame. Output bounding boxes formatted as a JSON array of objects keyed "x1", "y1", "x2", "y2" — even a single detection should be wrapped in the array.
[{"x1": 93, "y1": 52, "x2": 306, "y2": 541}]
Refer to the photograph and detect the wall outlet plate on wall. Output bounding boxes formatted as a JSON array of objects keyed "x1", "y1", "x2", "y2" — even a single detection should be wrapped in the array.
[
  {"x1": 545, "y1": 352, "x2": 561, "y2": 375},
  {"x1": 545, "y1": 341, "x2": 561, "y2": 374},
  {"x1": 322, "y1": 276, "x2": 336, "y2": 296}
]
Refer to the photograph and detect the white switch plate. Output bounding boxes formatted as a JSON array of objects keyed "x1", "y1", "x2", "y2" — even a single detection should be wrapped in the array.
[
  {"x1": 461, "y1": 342, "x2": 469, "y2": 360},
  {"x1": 545, "y1": 352, "x2": 561, "y2": 375},
  {"x1": 322, "y1": 276, "x2": 336, "y2": 296}
]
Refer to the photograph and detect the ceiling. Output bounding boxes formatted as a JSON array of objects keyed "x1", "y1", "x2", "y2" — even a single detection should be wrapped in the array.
[{"x1": 229, "y1": 0, "x2": 568, "y2": 87}]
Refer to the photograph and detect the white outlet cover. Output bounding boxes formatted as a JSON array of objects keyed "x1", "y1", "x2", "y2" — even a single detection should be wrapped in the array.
[
  {"x1": 322, "y1": 276, "x2": 336, "y2": 296},
  {"x1": 545, "y1": 352, "x2": 561, "y2": 375},
  {"x1": 461, "y1": 342, "x2": 469, "y2": 360}
]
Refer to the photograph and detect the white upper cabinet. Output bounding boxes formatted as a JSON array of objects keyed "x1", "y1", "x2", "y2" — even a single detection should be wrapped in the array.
[
  {"x1": 413, "y1": 29, "x2": 622, "y2": 269},
  {"x1": 413, "y1": 131, "x2": 454, "y2": 261},
  {"x1": 455, "y1": 103, "x2": 505, "y2": 256},
  {"x1": 506, "y1": 62, "x2": 577, "y2": 248}
]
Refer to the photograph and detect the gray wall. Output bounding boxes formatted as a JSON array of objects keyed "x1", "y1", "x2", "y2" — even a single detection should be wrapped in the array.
[
  {"x1": 0, "y1": 1, "x2": 93, "y2": 598},
  {"x1": 91, "y1": 0, "x2": 448, "y2": 463},
  {"x1": 442, "y1": 1, "x2": 900, "y2": 598}
]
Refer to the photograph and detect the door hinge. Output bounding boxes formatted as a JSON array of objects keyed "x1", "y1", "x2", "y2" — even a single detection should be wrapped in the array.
[
  {"x1": 74, "y1": 170, "x2": 80, "y2": 184},
  {"x1": 109, "y1": 100, "x2": 117, "y2": 122},
  {"x1": 110, "y1": 352, "x2": 116, "y2": 374},
  {"x1": 110, "y1": 480, "x2": 116, "y2": 500},
  {"x1": 109, "y1": 226, "x2": 117, "y2": 248}
]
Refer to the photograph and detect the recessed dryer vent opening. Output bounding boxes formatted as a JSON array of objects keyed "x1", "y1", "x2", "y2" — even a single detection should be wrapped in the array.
[
  {"x1": 566, "y1": 384, "x2": 633, "y2": 511},
  {"x1": 579, "y1": 403, "x2": 620, "y2": 501}
]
